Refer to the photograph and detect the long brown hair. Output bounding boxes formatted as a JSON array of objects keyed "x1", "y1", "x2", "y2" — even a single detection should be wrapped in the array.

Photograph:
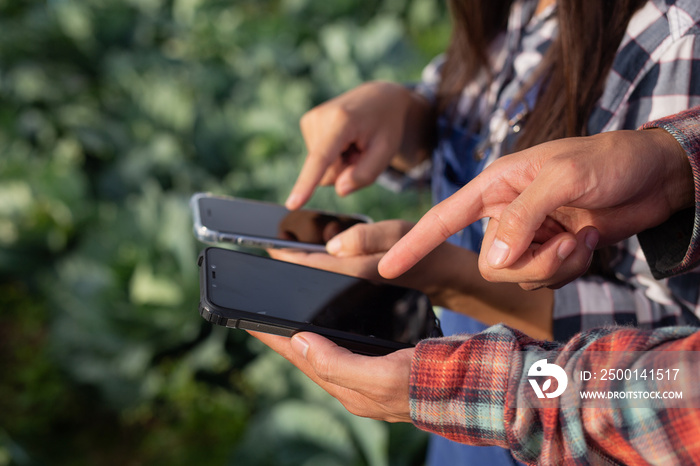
[{"x1": 438, "y1": 0, "x2": 647, "y2": 148}]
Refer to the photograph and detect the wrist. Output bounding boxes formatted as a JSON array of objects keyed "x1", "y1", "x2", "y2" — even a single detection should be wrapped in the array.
[
  {"x1": 644, "y1": 127, "x2": 695, "y2": 214},
  {"x1": 392, "y1": 87, "x2": 434, "y2": 172},
  {"x1": 425, "y1": 245, "x2": 480, "y2": 308}
]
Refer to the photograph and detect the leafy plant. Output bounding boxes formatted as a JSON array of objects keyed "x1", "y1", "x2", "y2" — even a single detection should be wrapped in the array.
[{"x1": 0, "y1": 0, "x2": 449, "y2": 464}]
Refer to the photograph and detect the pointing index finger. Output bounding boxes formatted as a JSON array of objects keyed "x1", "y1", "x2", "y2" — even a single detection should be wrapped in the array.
[{"x1": 378, "y1": 179, "x2": 489, "y2": 278}]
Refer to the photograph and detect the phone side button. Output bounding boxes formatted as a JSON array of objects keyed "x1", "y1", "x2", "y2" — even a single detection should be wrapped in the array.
[
  {"x1": 237, "y1": 320, "x2": 296, "y2": 337},
  {"x1": 237, "y1": 238, "x2": 275, "y2": 249}
]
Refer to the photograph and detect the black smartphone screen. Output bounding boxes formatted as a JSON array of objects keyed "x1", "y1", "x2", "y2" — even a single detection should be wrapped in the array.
[
  {"x1": 199, "y1": 247, "x2": 442, "y2": 354},
  {"x1": 198, "y1": 196, "x2": 365, "y2": 245}
]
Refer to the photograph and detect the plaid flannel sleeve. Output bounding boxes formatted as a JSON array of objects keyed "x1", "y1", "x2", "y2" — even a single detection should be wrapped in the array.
[
  {"x1": 410, "y1": 323, "x2": 700, "y2": 465},
  {"x1": 639, "y1": 106, "x2": 700, "y2": 278}
]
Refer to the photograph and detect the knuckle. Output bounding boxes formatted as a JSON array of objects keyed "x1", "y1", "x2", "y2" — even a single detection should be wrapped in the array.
[
  {"x1": 343, "y1": 224, "x2": 368, "y2": 253},
  {"x1": 350, "y1": 169, "x2": 374, "y2": 187},
  {"x1": 299, "y1": 108, "x2": 322, "y2": 133},
  {"x1": 299, "y1": 110, "x2": 313, "y2": 128},
  {"x1": 498, "y1": 201, "x2": 532, "y2": 231},
  {"x1": 520, "y1": 282, "x2": 544, "y2": 291},
  {"x1": 328, "y1": 105, "x2": 353, "y2": 128},
  {"x1": 527, "y1": 259, "x2": 559, "y2": 284},
  {"x1": 341, "y1": 399, "x2": 378, "y2": 420},
  {"x1": 370, "y1": 137, "x2": 394, "y2": 159},
  {"x1": 535, "y1": 252, "x2": 560, "y2": 276},
  {"x1": 550, "y1": 254, "x2": 593, "y2": 288},
  {"x1": 300, "y1": 103, "x2": 353, "y2": 137},
  {"x1": 426, "y1": 208, "x2": 453, "y2": 243},
  {"x1": 544, "y1": 156, "x2": 584, "y2": 187},
  {"x1": 311, "y1": 352, "x2": 336, "y2": 383}
]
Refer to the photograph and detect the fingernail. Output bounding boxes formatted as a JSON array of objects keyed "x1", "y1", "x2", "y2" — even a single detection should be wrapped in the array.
[
  {"x1": 585, "y1": 230, "x2": 599, "y2": 250},
  {"x1": 336, "y1": 179, "x2": 353, "y2": 197},
  {"x1": 285, "y1": 193, "x2": 302, "y2": 210},
  {"x1": 487, "y1": 239, "x2": 510, "y2": 267},
  {"x1": 291, "y1": 335, "x2": 309, "y2": 358},
  {"x1": 557, "y1": 239, "x2": 576, "y2": 261},
  {"x1": 326, "y1": 237, "x2": 342, "y2": 255}
]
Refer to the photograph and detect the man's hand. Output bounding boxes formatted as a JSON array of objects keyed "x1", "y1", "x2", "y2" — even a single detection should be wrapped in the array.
[
  {"x1": 379, "y1": 129, "x2": 693, "y2": 289},
  {"x1": 248, "y1": 331, "x2": 413, "y2": 423}
]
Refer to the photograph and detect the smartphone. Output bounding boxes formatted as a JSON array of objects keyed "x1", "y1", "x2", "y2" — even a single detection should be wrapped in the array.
[
  {"x1": 191, "y1": 192, "x2": 371, "y2": 252},
  {"x1": 198, "y1": 247, "x2": 442, "y2": 355}
]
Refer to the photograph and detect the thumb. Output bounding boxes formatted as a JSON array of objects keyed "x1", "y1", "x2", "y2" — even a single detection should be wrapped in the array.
[{"x1": 326, "y1": 221, "x2": 413, "y2": 257}]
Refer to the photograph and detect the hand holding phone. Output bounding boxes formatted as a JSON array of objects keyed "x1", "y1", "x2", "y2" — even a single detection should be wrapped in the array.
[{"x1": 250, "y1": 330, "x2": 415, "y2": 423}]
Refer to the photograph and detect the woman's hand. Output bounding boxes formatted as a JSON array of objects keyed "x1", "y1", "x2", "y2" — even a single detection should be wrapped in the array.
[
  {"x1": 285, "y1": 81, "x2": 432, "y2": 210},
  {"x1": 248, "y1": 330, "x2": 414, "y2": 423}
]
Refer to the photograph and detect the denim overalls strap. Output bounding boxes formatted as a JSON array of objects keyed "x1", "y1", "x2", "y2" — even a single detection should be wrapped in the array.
[{"x1": 431, "y1": 82, "x2": 540, "y2": 252}]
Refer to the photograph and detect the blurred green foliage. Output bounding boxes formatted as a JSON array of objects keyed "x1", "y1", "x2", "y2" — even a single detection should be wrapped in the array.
[{"x1": 0, "y1": 0, "x2": 449, "y2": 464}]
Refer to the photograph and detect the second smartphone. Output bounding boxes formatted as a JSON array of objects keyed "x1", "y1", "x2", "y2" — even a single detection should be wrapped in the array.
[
  {"x1": 191, "y1": 192, "x2": 371, "y2": 252},
  {"x1": 198, "y1": 247, "x2": 443, "y2": 355}
]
